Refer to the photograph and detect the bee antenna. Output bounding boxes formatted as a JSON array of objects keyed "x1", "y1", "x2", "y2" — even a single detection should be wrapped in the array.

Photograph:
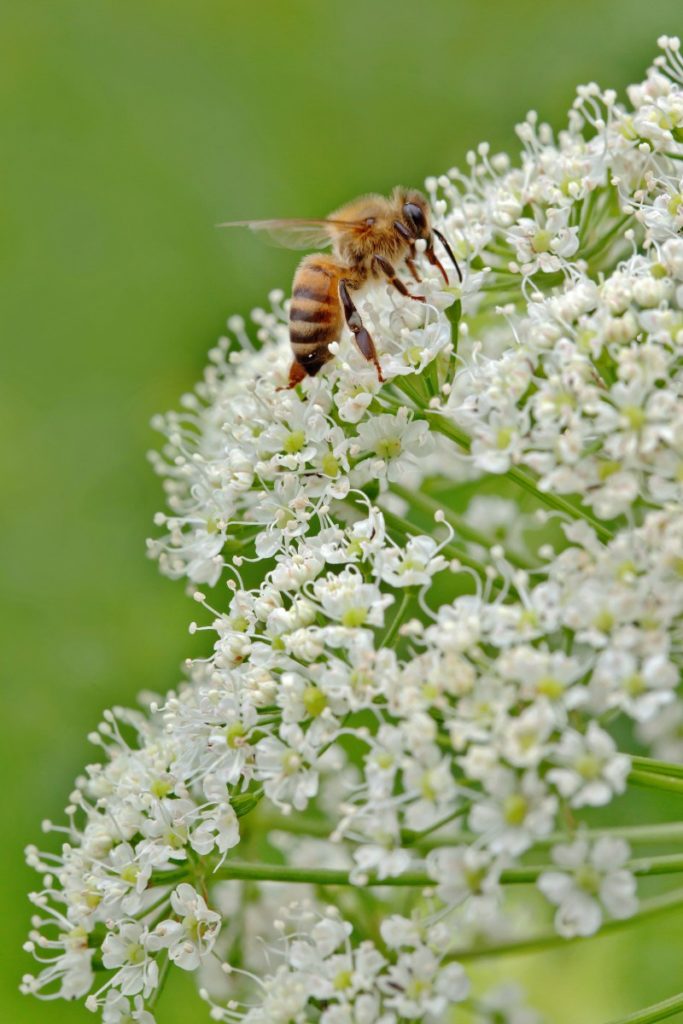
[{"x1": 433, "y1": 229, "x2": 462, "y2": 283}]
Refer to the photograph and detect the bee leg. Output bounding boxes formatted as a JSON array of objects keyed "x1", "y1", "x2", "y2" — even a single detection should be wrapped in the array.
[
  {"x1": 425, "y1": 246, "x2": 449, "y2": 285},
  {"x1": 339, "y1": 279, "x2": 385, "y2": 383},
  {"x1": 405, "y1": 257, "x2": 422, "y2": 283},
  {"x1": 276, "y1": 358, "x2": 308, "y2": 391},
  {"x1": 433, "y1": 228, "x2": 463, "y2": 283},
  {"x1": 373, "y1": 254, "x2": 425, "y2": 302}
]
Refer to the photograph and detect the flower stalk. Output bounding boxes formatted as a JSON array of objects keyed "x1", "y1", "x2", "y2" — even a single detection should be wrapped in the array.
[
  {"x1": 451, "y1": 887, "x2": 683, "y2": 962},
  {"x1": 602, "y1": 992, "x2": 683, "y2": 1024},
  {"x1": 427, "y1": 412, "x2": 615, "y2": 544}
]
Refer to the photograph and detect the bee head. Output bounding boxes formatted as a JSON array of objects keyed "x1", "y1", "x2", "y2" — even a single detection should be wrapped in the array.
[
  {"x1": 393, "y1": 187, "x2": 462, "y2": 284},
  {"x1": 398, "y1": 190, "x2": 431, "y2": 242}
]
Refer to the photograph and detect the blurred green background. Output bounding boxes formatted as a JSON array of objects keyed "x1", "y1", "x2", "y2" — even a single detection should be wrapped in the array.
[{"x1": 2, "y1": 2, "x2": 683, "y2": 1021}]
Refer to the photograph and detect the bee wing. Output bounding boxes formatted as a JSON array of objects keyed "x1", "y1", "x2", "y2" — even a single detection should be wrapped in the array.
[{"x1": 217, "y1": 218, "x2": 366, "y2": 251}]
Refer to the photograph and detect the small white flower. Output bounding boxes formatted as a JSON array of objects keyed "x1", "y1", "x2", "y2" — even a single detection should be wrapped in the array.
[
  {"x1": 426, "y1": 845, "x2": 501, "y2": 908},
  {"x1": 380, "y1": 944, "x2": 469, "y2": 1017},
  {"x1": 190, "y1": 801, "x2": 240, "y2": 855},
  {"x1": 547, "y1": 723, "x2": 630, "y2": 807},
  {"x1": 375, "y1": 535, "x2": 447, "y2": 587},
  {"x1": 314, "y1": 568, "x2": 394, "y2": 630},
  {"x1": 101, "y1": 922, "x2": 159, "y2": 997},
  {"x1": 355, "y1": 409, "x2": 430, "y2": 482},
  {"x1": 469, "y1": 769, "x2": 558, "y2": 855},
  {"x1": 255, "y1": 726, "x2": 320, "y2": 811},
  {"x1": 148, "y1": 883, "x2": 221, "y2": 970},
  {"x1": 538, "y1": 837, "x2": 638, "y2": 937},
  {"x1": 101, "y1": 991, "x2": 157, "y2": 1024}
]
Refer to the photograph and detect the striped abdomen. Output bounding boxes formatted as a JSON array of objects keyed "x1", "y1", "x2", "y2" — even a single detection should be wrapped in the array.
[{"x1": 289, "y1": 255, "x2": 344, "y2": 376}]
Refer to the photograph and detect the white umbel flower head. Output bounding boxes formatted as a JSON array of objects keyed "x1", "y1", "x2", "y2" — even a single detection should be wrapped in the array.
[{"x1": 24, "y1": 38, "x2": 683, "y2": 1024}]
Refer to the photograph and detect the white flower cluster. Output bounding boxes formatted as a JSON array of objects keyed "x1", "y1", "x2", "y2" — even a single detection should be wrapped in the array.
[
  {"x1": 23, "y1": 38, "x2": 683, "y2": 1024},
  {"x1": 201, "y1": 904, "x2": 470, "y2": 1024}
]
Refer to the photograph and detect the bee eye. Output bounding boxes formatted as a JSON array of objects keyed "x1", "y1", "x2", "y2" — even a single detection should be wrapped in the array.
[{"x1": 403, "y1": 202, "x2": 427, "y2": 237}]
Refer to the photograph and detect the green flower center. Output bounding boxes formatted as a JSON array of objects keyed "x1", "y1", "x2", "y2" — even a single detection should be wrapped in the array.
[
  {"x1": 575, "y1": 864, "x2": 601, "y2": 895},
  {"x1": 575, "y1": 753, "x2": 602, "y2": 780},
  {"x1": 321, "y1": 453, "x2": 340, "y2": 477},
  {"x1": 303, "y1": 686, "x2": 327, "y2": 718},
  {"x1": 532, "y1": 229, "x2": 552, "y2": 253},
  {"x1": 464, "y1": 865, "x2": 487, "y2": 892},
  {"x1": 165, "y1": 826, "x2": 188, "y2": 850},
  {"x1": 496, "y1": 426, "x2": 513, "y2": 449},
  {"x1": 226, "y1": 722, "x2": 247, "y2": 748},
  {"x1": 519, "y1": 609, "x2": 539, "y2": 629},
  {"x1": 183, "y1": 914, "x2": 209, "y2": 943},
  {"x1": 537, "y1": 676, "x2": 563, "y2": 699},
  {"x1": 126, "y1": 942, "x2": 145, "y2": 965},
  {"x1": 421, "y1": 771, "x2": 437, "y2": 801},
  {"x1": 625, "y1": 673, "x2": 645, "y2": 696},
  {"x1": 597, "y1": 460, "x2": 620, "y2": 480},
  {"x1": 376, "y1": 436, "x2": 402, "y2": 460},
  {"x1": 283, "y1": 430, "x2": 306, "y2": 454},
  {"x1": 120, "y1": 864, "x2": 139, "y2": 884},
  {"x1": 333, "y1": 969, "x2": 353, "y2": 991},
  {"x1": 275, "y1": 507, "x2": 295, "y2": 528},
  {"x1": 282, "y1": 751, "x2": 301, "y2": 775},
  {"x1": 504, "y1": 793, "x2": 528, "y2": 826},
  {"x1": 623, "y1": 405, "x2": 645, "y2": 430},
  {"x1": 342, "y1": 606, "x2": 368, "y2": 628},
  {"x1": 150, "y1": 778, "x2": 172, "y2": 799},
  {"x1": 406, "y1": 978, "x2": 429, "y2": 999},
  {"x1": 593, "y1": 609, "x2": 614, "y2": 632}
]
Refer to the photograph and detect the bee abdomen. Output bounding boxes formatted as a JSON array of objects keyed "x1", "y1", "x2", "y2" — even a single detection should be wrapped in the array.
[
  {"x1": 290, "y1": 304, "x2": 336, "y2": 324},
  {"x1": 289, "y1": 258, "x2": 342, "y2": 373},
  {"x1": 290, "y1": 322, "x2": 338, "y2": 374}
]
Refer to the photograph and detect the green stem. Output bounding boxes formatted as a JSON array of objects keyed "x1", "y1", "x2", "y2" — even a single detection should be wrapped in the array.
[
  {"x1": 254, "y1": 814, "x2": 333, "y2": 838},
  {"x1": 500, "y1": 854, "x2": 683, "y2": 884},
  {"x1": 630, "y1": 855, "x2": 683, "y2": 877},
  {"x1": 571, "y1": 822, "x2": 683, "y2": 846},
  {"x1": 629, "y1": 770, "x2": 683, "y2": 796},
  {"x1": 426, "y1": 413, "x2": 472, "y2": 451},
  {"x1": 211, "y1": 861, "x2": 430, "y2": 886},
  {"x1": 390, "y1": 482, "x2": 533, "y2": 570},
  {"x1": 424, "y1": 356, "x2": 440, "y2": 398},
  {"x1": 391, "y1": 373, "x2": 428, "y2": 409},
  {"x1": 582, "y1": 212, "x2": 634, "y2": 264},
  {"x1": 381, "y1": 505, "x2": 502, "y2": 589},
  {"x1": 505, "y1": 464, "x2": 614, "y2": 543},
  {"x1": 446, "y1": 299, "x2": 462, "y2": 358},
  {"x1": 631, "y1": 756, "x2": 683, "y2": 780},
  {"x1": 254, "y1": 815, "x2": 683, "y2": 851},
  {"x1": 380, "y1": 589, "x2": 412, "y2": 649},
  {"x1": 147, "y1": 954, "x2": 170, "y2": 1010},
  {"x1": 427, "y1": 412, "x2": 614, "y2": 544},
  {"x1": 257, "y1": 812, "x2": 437, "y2": 850},
  {"x1": 402, "y1": 803, "x2": 472, "y2": 845},
  {"x1": 601, "y1": 992, "x2": 683, "y2": 1024},
  {"x1": 206, "y1": 853, "x2": 683, "y2": 889},
  {"x1": 370, "y1": 391, "x2": 405, "y2": 416},
  {"x1": 578, "y1": 188, "x2": 600, "y2": 242},
  {"x1": 449, "y1": 886, "x2": 683, "y2": 962}
]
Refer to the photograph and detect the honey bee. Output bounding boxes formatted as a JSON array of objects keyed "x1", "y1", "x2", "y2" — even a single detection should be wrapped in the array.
[{"x1": 220, "y1": 187, "x2": 461, "y2": 388}]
